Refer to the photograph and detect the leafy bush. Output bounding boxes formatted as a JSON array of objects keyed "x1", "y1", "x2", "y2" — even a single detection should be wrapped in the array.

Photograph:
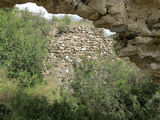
[
  {"x1": 52, "y1": 15, "x2": 72, "y2": 33},
  {"x1": 57, "y1": 24, "x2": 66, "y2": 33},
  {"x1": 0, "y1": 89, "x2": 77, "y2": 120},
  {"x1": 52, "y1": 15, "x2": 72, "y2": 25},
  {"x1": 0, "y1": 104, "x2": 10, "y2": 120},
  {"x1": 68, "y1": 57, "x2": 159, "y2": 120},
  {"x1": 0, "y1": 8, "x2": 50, "y2": 87},
  {"x1": 0, "y1": 58, "x2": 159, "y2": 120}
]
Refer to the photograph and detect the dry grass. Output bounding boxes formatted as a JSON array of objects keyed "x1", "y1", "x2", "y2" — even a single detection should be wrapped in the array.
[
  {"x1": 0, "y1": 68, "x2": 17, "y2": 103},
  {"x1": 0, "y1": 68, "x2": 61, "y2": 103}
]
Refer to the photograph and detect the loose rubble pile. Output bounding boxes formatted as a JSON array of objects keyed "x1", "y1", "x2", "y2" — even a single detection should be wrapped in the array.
[
  {"x1": 46, "y1": 26, "x2": 113, "y2": 80},
  {"x1": 49, "y1": 26, "x2": 112, "y2": 60}
]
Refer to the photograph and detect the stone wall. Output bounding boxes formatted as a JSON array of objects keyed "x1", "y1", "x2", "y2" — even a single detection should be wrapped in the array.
[{"x1": 45, "y1": 25, "x2": 113, "y2": 80}]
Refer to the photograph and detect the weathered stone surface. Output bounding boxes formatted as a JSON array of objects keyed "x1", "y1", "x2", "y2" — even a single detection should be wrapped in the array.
[
  {"x1": 46, "y1": 25, "x2": 112, "y2": 81},
  {"x1": 0, "y1": 0, "x2": 160, "y2": 85}
]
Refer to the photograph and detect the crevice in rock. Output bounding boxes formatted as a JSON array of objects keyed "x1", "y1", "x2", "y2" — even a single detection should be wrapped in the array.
[
  {"x1": 126, "y1": 34, "x2": 138, "y2": 40},
  {"x1": 81, "y1": 0, "x2": 90, "y2": 5}
]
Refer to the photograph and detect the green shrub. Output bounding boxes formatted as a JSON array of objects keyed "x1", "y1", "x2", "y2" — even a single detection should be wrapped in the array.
[
  {"x1": 52, "y1": 15, "x2": 72, "y2": 33},
  {"x1": 0, "y1": 8, "x2": 50, "y2": 87},
  {"x1": 52, "y1": 15, "x2": 72, "y2": 25},
  {"x1": 0, "y1": 89, "x2": 78, "y2": 120},
  {"x1": 0, "y1": 104, "x2": 10, "y2": 120},
  {"x1": 68, "y1": 58, "x2": 159, "y2": 120},
  {"x1": 52, "y1": 16, "x2": 58, "y2": 23},
  {"x1": 57, "y1": 23, "x2": 66, "y2": 33},
  {"x1": 62, "y1": 15, "x2": 72, "y2": 25},
  {"x1": 0, "y1": 58, "x2": 159, "y2": 120}
]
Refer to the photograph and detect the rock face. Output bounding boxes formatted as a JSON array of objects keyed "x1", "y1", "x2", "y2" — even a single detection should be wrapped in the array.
[
  {"x1": 0, "y1": 0, "x2": 160, "y2": 85},
  {"x1": 46, "y1": 25, "x2": 113, "y2": 81}
]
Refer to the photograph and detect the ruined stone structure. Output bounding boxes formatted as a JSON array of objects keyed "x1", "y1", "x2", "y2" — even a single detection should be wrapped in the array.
[
  {"x1": 0, "y1": 0, "x2": 160, "y2": 85},
  {"x1": 46, "y1": 25, "x2": 112, "y2": 80},
  {"x1": 49, "y1": 26, "x2": 112, "y2": 60}
]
